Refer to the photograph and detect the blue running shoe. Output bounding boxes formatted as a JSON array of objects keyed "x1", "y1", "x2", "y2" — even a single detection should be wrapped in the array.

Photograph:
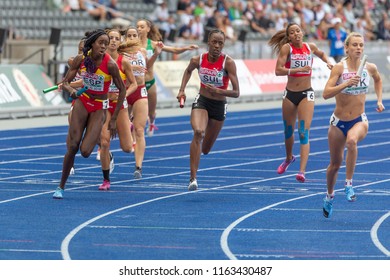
[
  {"x1": 323, "y1": 197, "x2": 333, "y2": 218},
  {"x1": 345, "y1": 186, "x2": 356, "y2": 202},
  {"x1": 53, "y1": 187, "x2": 64, "y2": 199}
]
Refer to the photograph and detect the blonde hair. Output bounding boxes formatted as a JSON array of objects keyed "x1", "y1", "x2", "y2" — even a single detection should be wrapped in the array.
[{"x1": 344, "y1": 32, "x2": 364, "y2": 57}]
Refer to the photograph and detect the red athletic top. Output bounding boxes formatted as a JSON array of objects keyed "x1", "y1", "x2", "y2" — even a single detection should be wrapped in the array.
[
  {"x1": 109, "y1": 55, "x2": 127, "y2": 93},
  {"x1": 285, "y1": 43, "x2": 313, "y2": 77},
  {"x1": 198, "y1": 52, "x2": 229, "y2": 90},
  {"x1": 80, "y1": 53, "x2": 112, "y2": 95}
]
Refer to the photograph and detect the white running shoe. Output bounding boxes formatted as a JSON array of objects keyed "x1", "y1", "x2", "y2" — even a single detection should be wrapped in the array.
[
  {"x1": 96, "y1": 147, "x2": 101, "y2": 161},
  {"x1": 188, "y1": 178, "x2": 198, "y2": 191},
  {"x1": 134, "y1": 166, "x2": 142, "y2": 179}
]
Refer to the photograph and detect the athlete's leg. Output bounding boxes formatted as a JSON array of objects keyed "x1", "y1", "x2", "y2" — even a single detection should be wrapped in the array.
[
  {"x1": 59, "y1": 99, "x2": 88, "y2": 189},
  {"x1": 202, "y1": 118, "x2": 224, "y2": 155},
  {"x1": 190, "y1": 109, "x2": 209, "y2": 180},
  {"x1": 281, "y1": 98, "x2": 297, "y2": 161},
  {"x1": 345, "y1": 121, "x2": 368, "y2": 181},
  {"x1": 116, "y1": 108, "x2": 133, "y2": 153},
  {"x1": 132, "y1": 98, "x2": 148, "y2": 169},
  {"x1": 297, "y1": 98, "x2": 314, "y2": 173},
  {"x1": 147, "y1": 82, "x2": 157, "y2": 131},
  {"x1": 79, "y1": 109, "x2": 106, "y2": 158},
  {"x1": 326, "y1": 126, "x2": 346, "y2": 195}
]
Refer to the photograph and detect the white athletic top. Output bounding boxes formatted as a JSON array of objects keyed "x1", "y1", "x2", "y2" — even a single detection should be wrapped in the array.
[
  {"x1": 124, "y1": 50, "x2": 146, "y2": 77},
  {"x1": 336, "y1": 60, "x2": 369, "y2": 95}
]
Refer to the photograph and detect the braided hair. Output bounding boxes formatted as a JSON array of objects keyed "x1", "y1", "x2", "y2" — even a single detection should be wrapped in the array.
[{"x1": 82, "y1": 29, "x2": 109, "y2": 73}]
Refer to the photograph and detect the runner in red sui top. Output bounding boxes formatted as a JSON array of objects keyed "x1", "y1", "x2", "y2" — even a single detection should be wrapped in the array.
[
  {"x1": 176, "y1": 29, "x2": 240, "y2": 191},
  {"x1": 268, "y1": 23, "x2": 333, "y2": 183}
]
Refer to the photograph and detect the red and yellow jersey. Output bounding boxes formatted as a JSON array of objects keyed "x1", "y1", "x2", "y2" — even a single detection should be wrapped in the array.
[
  {"x1": 80, "y1": 53, "x2": 112, "y2": 95},
  {"x1": 198, "y1": 52, "x2": 229, "y2": 90},
  {"x1": 285, "y1": 43, "x2": 313, "y2": 77}
]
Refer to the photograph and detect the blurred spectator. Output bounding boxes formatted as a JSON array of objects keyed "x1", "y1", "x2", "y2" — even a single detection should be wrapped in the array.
[
  {"x1": 193, "y1": 1, "x2": 207, "y2": 23},
  {"x1": 62, "y1": 0, "x2": 85, "y2": 12},
  {"x1": 376, "y1": 11, "x2": 390, "y2": 40},
  {"x1": 178, "y1": 17, "x2": 194, "y2": 39},
  {"x1": 84, "y1": 0, "x2": 108, "y2": 21},
  {"x1": 177, "y1": 0, "x2": 192, "y2": 15},
  {"x1": 243, "y1": 0, "x2": 256, "y2": 22},
  {"x1": 312, "y1": 1, "x2": 326, "y2": 25},
  {"x1": 228, "y1": 0, "x2": 247, "y2": 27},
  {"x1": 106, "y1": 0, "x2": 131, "y2": 27},
  {"x1": 150, "y1": 0, "x2": 170, "y2": 25},
  {"x1": 179, "y1": 5, "x2": 194, "y2": 27},
  {"x1": 343, "y1": 0, "x2": 356, "y2": 31},
  {"x1": 216, "y1": 0, "x2": 229, "y2": 17},
  {"x1": 216, "y1": 16, "x2": 237, "y2": 42},
  {"x1": 190, "y1": 15, "x2": 205, "y2": 40},
  {"x1": 316, "y1": 17, "x2": 331, "y2": 40},
  {"x1": 327, "y1": 17, "x2": 347, "y2": 62},
  {"x1": 159, "y1": 15, "x2": 178, "y2": 41},
  {"x1": 206, "y1": 9, "x2": 222, "y2": 28},
  {"x1": 250, "y1": 8, "x2": 275, "y2": 37},
  {"x1": 273, "y1": 10, "x2": 288, "y2": 31},
  {"x1": 204, "y1": 0, "x2": 216, "y2": 20},
  {"x1": 285, "y1": 2, "x2": 300, "y2": 25},
  {"x1": 354, "y1": 16, "x2": 375, "y2": 41}
]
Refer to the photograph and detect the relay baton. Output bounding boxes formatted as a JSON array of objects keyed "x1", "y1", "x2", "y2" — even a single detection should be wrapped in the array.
[
  {"x1": 356, "y1": 54, "x2": 367, "y2": 76},
  {"x1": 179, "y1": 96, "x2": 185, "y2": 108},
  {"x1": 76, "y1": 86, "x2": 88, "y2": 97},
  {"x1": 42, "y1": 85, "x2": 59, "y2": 94}
]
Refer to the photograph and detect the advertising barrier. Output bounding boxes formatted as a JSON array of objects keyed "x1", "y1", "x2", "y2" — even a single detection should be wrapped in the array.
[
  {"x1": 0, "y1": 55, "x2": 388, "y2": 119},
  {"x1": 0, "y1": 64, "x2": 66, "y2": 109}
]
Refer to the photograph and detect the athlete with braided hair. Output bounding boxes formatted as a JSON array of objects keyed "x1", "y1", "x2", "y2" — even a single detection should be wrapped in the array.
[{"x1": 53, "y1": 29, "x2": 127, "y2": 199}]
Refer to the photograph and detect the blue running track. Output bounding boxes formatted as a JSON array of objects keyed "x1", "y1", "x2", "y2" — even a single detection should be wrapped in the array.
[{"x1": 0, "y1": 100, "x2": 389, "y2": 261}]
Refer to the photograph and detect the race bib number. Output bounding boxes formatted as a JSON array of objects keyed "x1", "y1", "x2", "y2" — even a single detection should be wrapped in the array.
[
  {"x1": 329, "y1": 113, "x2": 339, "y2": 126},
  {"x1": 102, "y1": 99, "x2": 109, "y2": 110},
  {"x1": 83, "y1": 74, "x2": 105, "y2": 92},
  {"x1": 141, "y1": 87, "x2": 147, "y2": 97},
  {"x1": 306, "y1": 90, "x2": 315, "y2": 101}
]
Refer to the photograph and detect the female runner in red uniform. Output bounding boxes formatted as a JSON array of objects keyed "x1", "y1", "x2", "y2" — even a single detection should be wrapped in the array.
[
  {"x1": 97, "y1": 28, "x2": 138, "y2": 191},
  {"x1": 268, "y1": 23, "x2": 332, "y2": 183},
  {"x1": 176, "y1": 29, "x2": 240, "y2": 191},
  {"x1": 53, "y1": 29, "x2": 127, "y2": 199}
]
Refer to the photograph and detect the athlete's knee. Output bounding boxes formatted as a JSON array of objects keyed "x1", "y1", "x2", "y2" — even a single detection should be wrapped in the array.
[
  {"x1": 80, "y1": 149, "x2": 92, "y2": 158},
  {"x1": 345, "y1": 137, "x2": 358, "y2": 151},
  {"x1": 283, "y1": 120, "x2": 293, "y2": 139},
  {"x1": 328, "y1": 162, "x2": 341, "y2": 173},
  {"x1": 298, "y1": 120, "x2": 309, "y2": 144},
  {"x1": 120, "y1": 143, "x2": 132, "y2": 153},
  {"x1": 100, "y1": 136, "x2": 110, "y2": 150},
  {"x1": 67, "y1": 140, "x2": 80, "y2": 155},
  {"x1": 193, "y1": 129, "x2": 205, "y2": 142},
  {"x1": 134, "y1": 126, "x2": 145, "y2": 137}
]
